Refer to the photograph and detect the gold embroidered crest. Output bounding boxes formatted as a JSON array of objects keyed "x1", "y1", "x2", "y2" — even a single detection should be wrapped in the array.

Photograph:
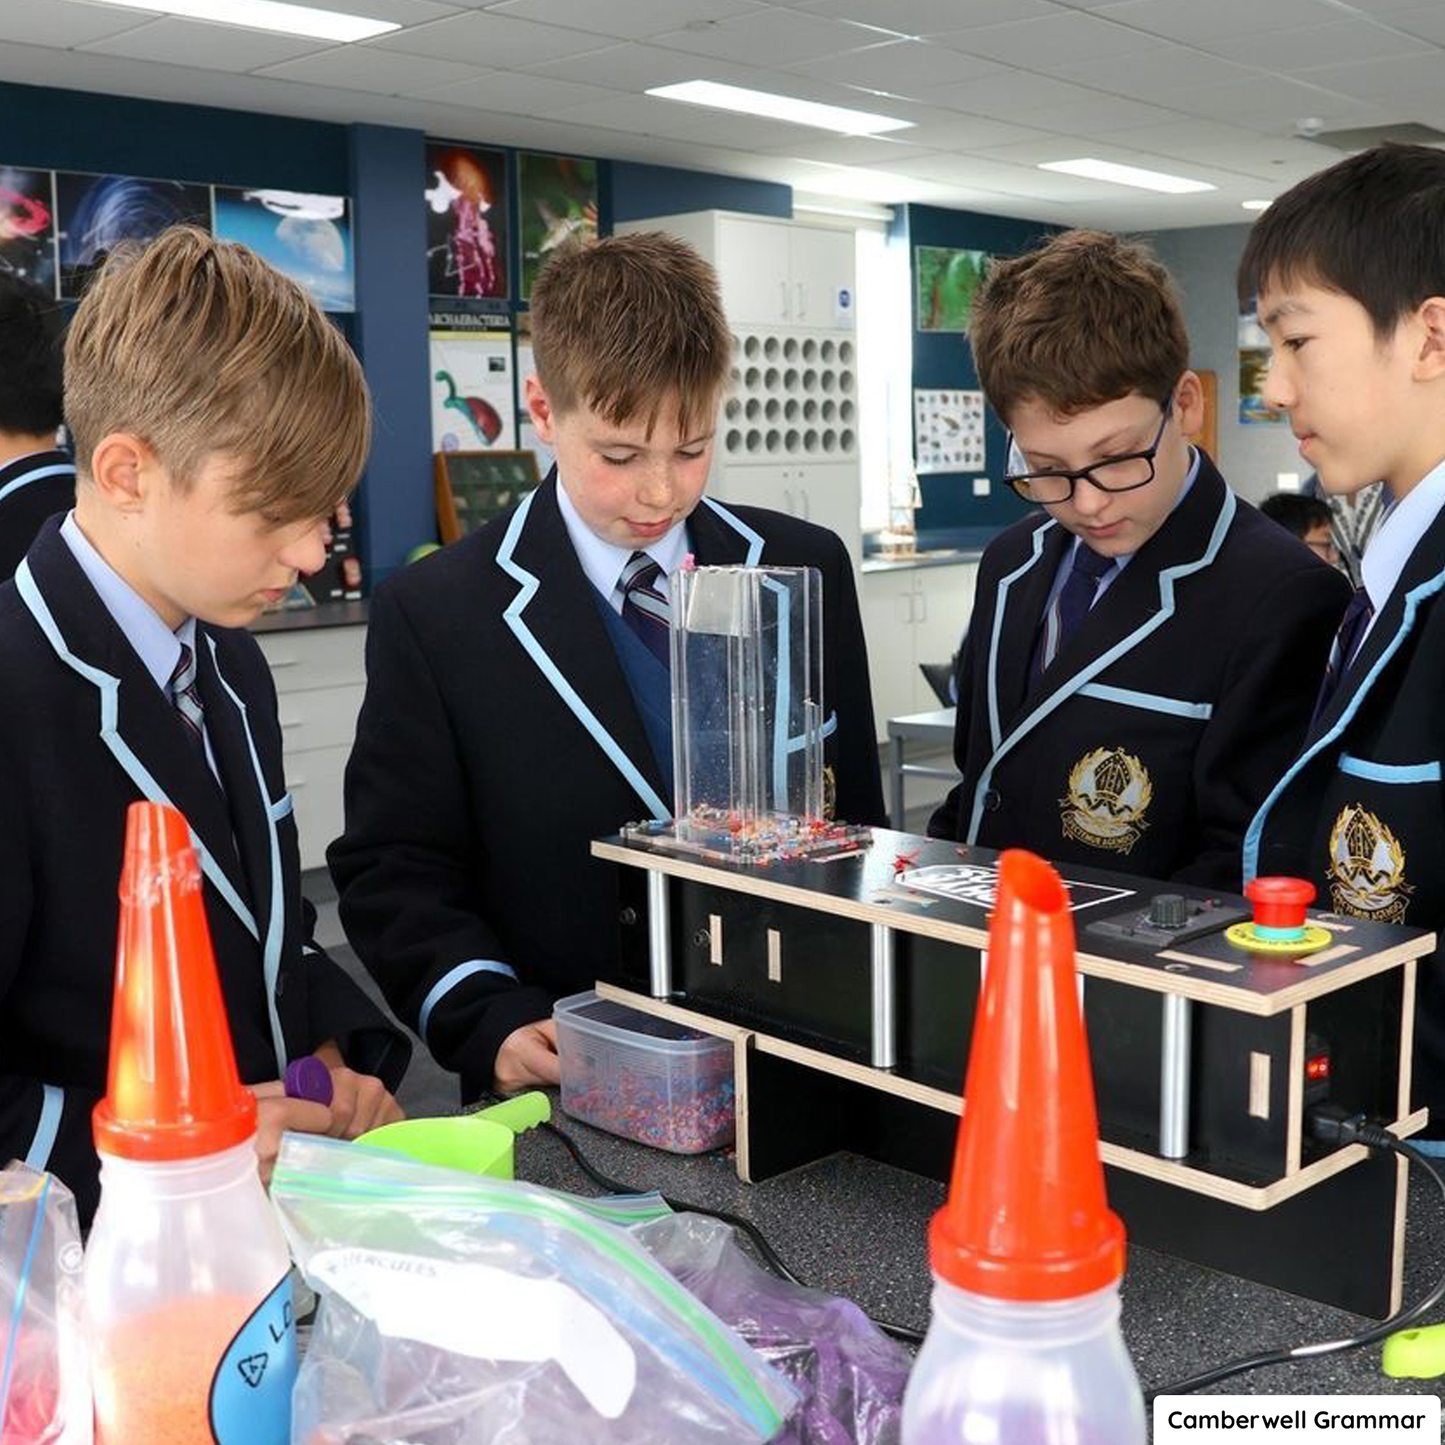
[
  {"x1": 1060, "y1": 747, "x2": 1152, "y2": 855},
  {"x1": 1328, "y1": 803, "x2": 1413, "y2": 923},
  {"x1": 823, "y1": 765, "x2": 837, "y2": 820}
]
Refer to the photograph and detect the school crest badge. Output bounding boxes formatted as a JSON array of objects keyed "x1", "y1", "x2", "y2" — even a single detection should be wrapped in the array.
[
  {"x1": 1328, "y1": 803, "x2": 1412, "y2": 923},
  {"x1": 1061, "y1": 747, "x2": 1152, "y2": 855}
]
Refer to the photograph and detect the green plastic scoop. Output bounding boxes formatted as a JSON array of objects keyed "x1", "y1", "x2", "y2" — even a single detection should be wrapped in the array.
[{"x1": 356, "y1": 1091, "x2": 551, "y2": 1179}]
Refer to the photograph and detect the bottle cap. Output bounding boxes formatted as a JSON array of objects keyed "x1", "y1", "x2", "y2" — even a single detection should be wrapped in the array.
[
  {"x1": 284, "y1": 1055, "x2": 334, "y2": 1107},
  {"x1": 93, "y1": 802, "x2": 257, "y2": 1160},
  {"x1": 928, "y1": 849, "x2": 1126, "y2": 1301}
]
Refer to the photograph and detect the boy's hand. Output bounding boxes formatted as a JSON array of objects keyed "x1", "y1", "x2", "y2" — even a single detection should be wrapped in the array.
[
  {"x1": 494, "y1": 1019, "x2": 560, "y2": 1094},
  {"x1": 322, "y1": 1066, "x2": 405, "y2": 1139},
  {"x1": 248, "y1": 1082, "x2": 331, "y2": 1187},
  {"x1": 312, "y1": 1039, "x2": 406, "y2": 1137}
]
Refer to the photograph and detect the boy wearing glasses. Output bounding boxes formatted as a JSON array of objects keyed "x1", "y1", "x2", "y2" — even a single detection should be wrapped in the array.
[{"x1": 929, "y1": 230, "x2": 1349, "y2": 889}]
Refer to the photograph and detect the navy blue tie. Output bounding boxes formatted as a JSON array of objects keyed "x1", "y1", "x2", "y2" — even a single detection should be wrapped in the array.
[
  {"x1": 1037, "y1": 544, "x2": 1115, "y2": 676},
  {"x1": 1311, "y1": 585, "x2": 1373, "y2": 726},
  {"x1": 618, "y1": 552, "x2": 671, "y2": 668}
]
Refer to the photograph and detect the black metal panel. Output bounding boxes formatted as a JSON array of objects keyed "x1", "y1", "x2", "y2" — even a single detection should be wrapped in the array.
[{"x1": 897, "y1": 933, "x2": 979, "y2": 1094}]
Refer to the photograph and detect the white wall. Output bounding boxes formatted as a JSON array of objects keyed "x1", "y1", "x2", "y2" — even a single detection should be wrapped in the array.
[{"x1": 1142, "y1": 223, "x2": 1305, "y2": 505}]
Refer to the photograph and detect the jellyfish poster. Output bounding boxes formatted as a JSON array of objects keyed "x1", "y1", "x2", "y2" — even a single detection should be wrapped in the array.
[
  {"x1": 425, "y1": 144, "x2": 508, "y2": 300},
  {"x1": 214, "y1": 187, "x2": 354, "y2": 311},
  {"x1": 518, "y1": 152, "x2": 597, "y2": 301},
  {"x1": 56, "y1": 172, "x2": 211, "y2": 299},
  {"x1": 0, "y1": 166, "x2": 57, "y2": 295}
]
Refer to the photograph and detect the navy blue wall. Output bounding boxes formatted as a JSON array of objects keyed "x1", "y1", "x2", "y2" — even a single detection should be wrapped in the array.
[
  {"x1": 0, "y1": 80, "x2": 347, "y2": 191},
  {"x1": 905, "y1": 203, "x2": 1060, "y2": 541},
  {"x1": 611, "y1": 161, "x2": 790, "y2": 222}
]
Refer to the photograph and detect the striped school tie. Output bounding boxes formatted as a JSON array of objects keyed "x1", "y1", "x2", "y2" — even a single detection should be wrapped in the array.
[
  {"x1": 1310, "y1": 585, "x2": 1374, "y2": 727},
  {"x1": 618, "y1": 551, "x2": 671, "y2": 668},
  {"x1": 168, "y1": 641, "x2": 208, "y2": 763}
]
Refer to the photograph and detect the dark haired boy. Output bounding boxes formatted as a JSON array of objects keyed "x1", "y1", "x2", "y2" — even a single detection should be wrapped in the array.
[
  {"x1": 1240, "y1": 143, "x2": 1445, "y2": 1133},
  {"x1": 1260, "y1": 491, "x2": 1342, "y2": 570},
  {"x1": 0, "y1": 274, "x2": 73, "y2": 581},
  {"x1": 331, "y1": 232, "x2": 885, "y2": 1099},
  {"x1": 929, "y1": 230, "x2": 1349, "y2": 889}
]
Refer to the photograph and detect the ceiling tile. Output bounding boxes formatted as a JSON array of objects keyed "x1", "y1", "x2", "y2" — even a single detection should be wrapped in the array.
[
  {"x1": 904, "y1": 66, "x2": 1113, "y2": 111},
  {"x1": 1103, "y1": 122, "x2": 1345, "y2": 179},
  {"x1": 1092, "y1": 0, "x2": 1339, "y2": 45},
  {"x1": 523, "y1": 40, "x2": 744, "y2": 88},
  {"x1": 486, "y1": 0, "x2": 765, "y2": 41},
  {"x1": 255, "y1": 45, "x2": 485, "y2": 91},
  {"x1": 373, "y1": 11, "x2": 614, "y2": 67},
  {"x1": 1042, "y1": 42, "x2": 1259, "y2": 95},
  {"x1": 933, "y1": 9, "x2": 1167, "y2": 65},
  {"x1": 1382, "y1": 6, "x2": 1445, "y2": 44},
  {"x1": 1299, "y1": 52, "x2": 1445, "y2": 101},
  {"x1": 406, "y1": 68, "x2": 618, "y2": 111},
  {"x1": 669, "y1": 109, "x2": 867, "y2": 149},
  {"x1": 1164, "y1": 73, "x2": 1393, "y2": 128},
  {"x1": 550, "y1": 91, "x2": 706, "y2": 132},
  {"x1": 755, "y1": 132, "x2": 932, "y2": 163},
  {"x1": 1039, "y1": 94, "x2": 1190, "y2": 134},
  {"x1": 300, "y1": 0, "x2": 462, "y2": 20},
  {"x1": 648, "y1": 9, "x2": 884, "y2": 66},
  {"x1": 788, "y1": 0, "x2": 1061, "y2": 32},
  {"x1": 871, "y1": 113, "x2": 1063, "y2": 149},
  {"x1": 785, "y1": 37, "x2": 1003, "y2": 93},
  {"x1": 0, "y1": 1, "x2": 154, "y2": 47},
  {"x1": 78, "y1": 17, "x2": 331, "y2": 70},
  {"x1": 1202, "y1": 19, "x2": 1423, "y2": 70}
]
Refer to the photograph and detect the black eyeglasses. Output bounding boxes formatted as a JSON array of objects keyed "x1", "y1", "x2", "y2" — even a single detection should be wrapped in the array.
[{"x1": 1004, "y1": 404, "x2": 1172, "y2": 505}]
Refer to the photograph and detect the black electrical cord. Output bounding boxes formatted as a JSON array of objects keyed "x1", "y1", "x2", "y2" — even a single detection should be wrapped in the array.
[
  {"x1": 535, "y1": 1117, "x2": 926, "y2": 1346},
  {"x1": 1145, "y1": 1108, "x2": 1445, "y2": 1400}
]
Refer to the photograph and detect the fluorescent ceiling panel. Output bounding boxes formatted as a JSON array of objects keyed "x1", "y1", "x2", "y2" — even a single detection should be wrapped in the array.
[
  {"x1": 85, "y1": 0, "x2": 399, "y2": 42},
  {"x1": 647, "y1": 80, "x2": 913, "y2": 135},
  {"x1": 1039, "y1": 157, "x2": 1215, "y2": 193}
]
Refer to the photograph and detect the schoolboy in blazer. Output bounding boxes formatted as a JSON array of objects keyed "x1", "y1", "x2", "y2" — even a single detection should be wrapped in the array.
[
  {"x1": 930, "y1": 231, "x2": 1349, "y2": 890},
  {"x1": 0, "y1": 230, "x2": 407, "y2": 1223},
  {"x1": 1240, "y1": 144, "x2": 1445, "y2": 1131},
  {"x1": 0, "y1": 274, "x2": 74, "y2": 581},
  {"x1": 331, "y1": 233, "x2": 885, "y2": 1101}
]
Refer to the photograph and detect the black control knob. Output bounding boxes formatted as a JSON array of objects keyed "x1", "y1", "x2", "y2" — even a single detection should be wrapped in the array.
[{"x1": 1148, "y1": 893, "x2": 1189, "y2": 930}]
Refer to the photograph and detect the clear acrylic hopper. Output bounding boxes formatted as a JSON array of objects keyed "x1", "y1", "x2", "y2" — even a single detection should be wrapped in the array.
[{"x1": 624, "y1": 564, "x2": 872, "y2": 864}]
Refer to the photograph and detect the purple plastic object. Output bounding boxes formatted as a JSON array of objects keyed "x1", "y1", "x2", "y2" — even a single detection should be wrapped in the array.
[{"x1": 285, "y1": 1055, "x2": 335, "y2": 1106}]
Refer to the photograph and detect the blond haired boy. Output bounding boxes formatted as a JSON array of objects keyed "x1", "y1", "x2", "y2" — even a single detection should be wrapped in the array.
[
  {"x1": 0, "y1": 227, "x2": 408, "y2": 1223},
  {"x1": 331, "y1": 231, "x2": 885, "y2": 1099},
  {"x1": 928, "y1": 230, "x2": 1349, "y2": 888}
]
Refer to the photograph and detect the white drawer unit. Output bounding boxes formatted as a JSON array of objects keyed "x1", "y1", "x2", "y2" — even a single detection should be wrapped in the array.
[{"x1": 254, "y1": 623, "x2": 367, "y2": 871}]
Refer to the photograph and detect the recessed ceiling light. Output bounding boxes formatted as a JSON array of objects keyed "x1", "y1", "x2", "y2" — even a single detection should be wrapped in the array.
[
  {"x1": 1039, "y1": 158, "x2": 1215, "y2": 195},
  {"x1": 86, "y1": 0, "x2": 399, "y2": 42},
  {"x1": 646, "y1": 81, "x2": 913, "y2": 137},
  {"x1": 1241, "y1": 199, "x2": 1272, "y2": 212}
]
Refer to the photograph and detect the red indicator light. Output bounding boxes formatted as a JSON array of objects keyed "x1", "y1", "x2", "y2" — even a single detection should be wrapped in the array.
[{"x1": 1306, "y1": 1054, "x2": 1331, "y2": 1082}]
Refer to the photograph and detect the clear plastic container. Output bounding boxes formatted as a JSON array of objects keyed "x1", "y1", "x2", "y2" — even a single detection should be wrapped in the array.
[
  {"x1": 84, "y1": 1141, "x2": 298, "y2": 1445},
  {"x1": 554, "y1": 991, "x2": 736, "y2": 1154},
  {"x1": 901, "y1": 1278, "x2": 1145, "y2": 1445}
]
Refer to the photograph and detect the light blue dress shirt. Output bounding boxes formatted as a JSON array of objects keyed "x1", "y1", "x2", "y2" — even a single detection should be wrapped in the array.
[
  {"x1": 1359, "y1": 453, "x2": 1445, "y2": 648},
  {"x1": 555, "y1": 475, "x2": 689, "y2": 609}
]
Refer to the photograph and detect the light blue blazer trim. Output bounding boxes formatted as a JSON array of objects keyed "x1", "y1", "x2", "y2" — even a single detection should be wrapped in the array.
[
  {"x1": 699, "y1": 496, "x2": 765, "y2": 566},
  {"x1": 987, "y1": 520, "x2": 1057, "y2": 751},
  {"x1": 1077, "y1": 682, "x2": 1214, "y2": 721},
  {"x1": 1338, "y1": 755, "x2": 1441, "y2": 784},
  {"x1": 14, "y1": 560, "x2": 262, "y2": 946},
  {"x1": 268, "y1": 791, "x2": 295, "y2": 821},
  {"x1": 205, "y1": 634, "x2": 288, "y2": 1075},
  {"x1": 968, "y1": 490, "x2": 1237, "y2": 845},
  {"x1": 419, "y1": 959, "x2": 519, "y2": 1041},
  {"x1": 1243, "y1": 561, "x2": 1445, "y2": 882},
  {"x1": 786, "y1": 710, "x2": 837, "y2": 753},
  {"x1": 0, "y1": 462, "x2": 74, "y2": 506},
  {"x1": 22, "y1": 1084, "x2": 63, "y2": 1170},
  {"x1": 497, "y1": 491, "x2": 670, "y2": 821}
]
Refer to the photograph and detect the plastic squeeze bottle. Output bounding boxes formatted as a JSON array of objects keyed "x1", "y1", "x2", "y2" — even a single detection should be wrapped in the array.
[
  {"x1": 84, "y1": 802, "x2": 298, "y2": 1445},
  {"x1": 901, "y1": 849, "x2": 1146, "y2": 1444}
]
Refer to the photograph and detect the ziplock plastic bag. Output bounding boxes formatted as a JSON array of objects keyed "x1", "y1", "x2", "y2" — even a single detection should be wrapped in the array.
[
  {"x1": 272, "y1": 1134, "x2": 797, "y2": 1445},
  {"x1": 633, "y1": 1213, "x2": 911, "y2": 1445},
  {"x1": 0, "y1": 1164, "x2": 91, "y2": 1445}
]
